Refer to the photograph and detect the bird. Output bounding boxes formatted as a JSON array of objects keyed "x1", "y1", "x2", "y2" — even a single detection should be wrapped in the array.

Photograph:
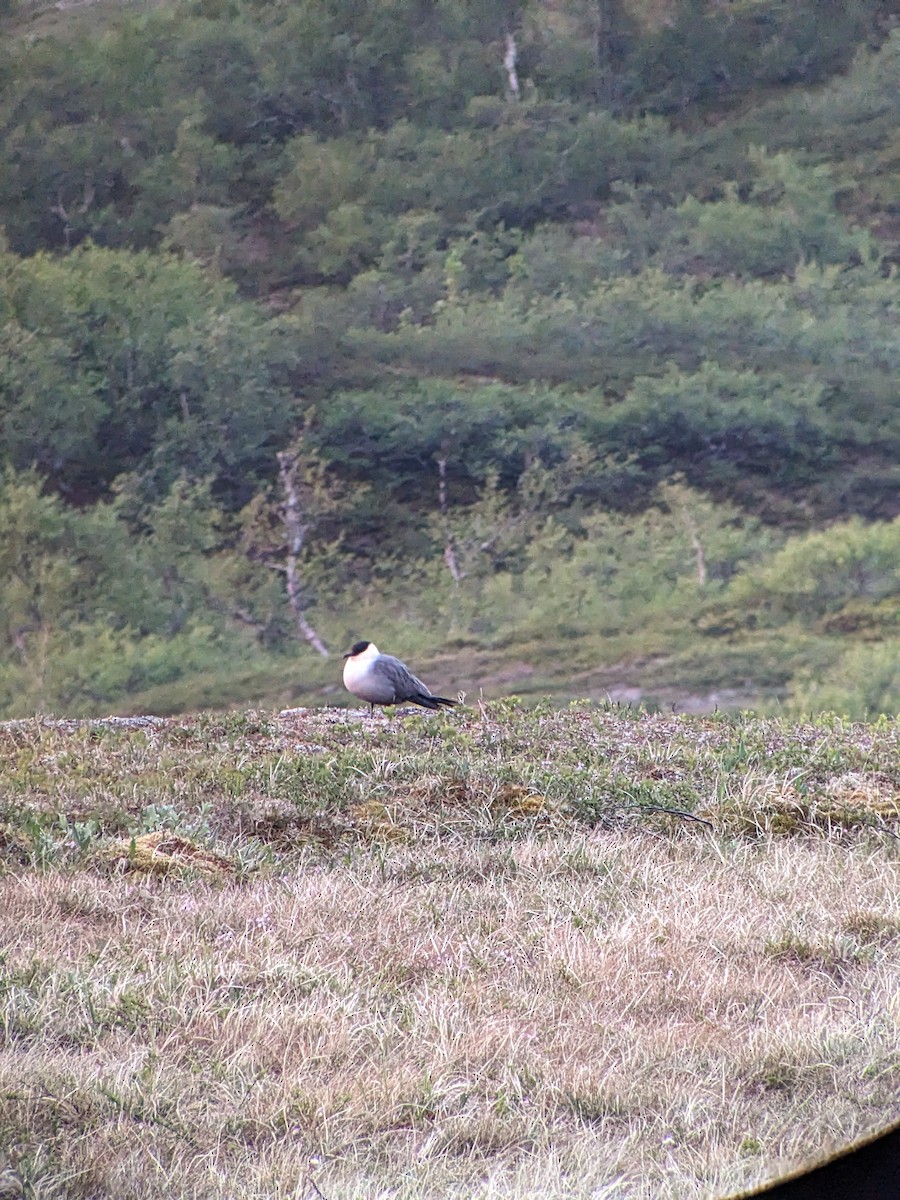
[{"x1": 342, "y1": 641, "x2": 457, "y2": 712}]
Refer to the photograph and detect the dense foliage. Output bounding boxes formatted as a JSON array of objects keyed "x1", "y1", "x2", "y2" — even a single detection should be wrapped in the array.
[{"x1": 0, "y1": 0, "x2": 897, "y2": 719}]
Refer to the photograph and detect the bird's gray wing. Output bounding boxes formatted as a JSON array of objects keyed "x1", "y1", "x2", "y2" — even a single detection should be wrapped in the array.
[{"x1": 375, "y1": 654, "x2": 430, "y2": 701}]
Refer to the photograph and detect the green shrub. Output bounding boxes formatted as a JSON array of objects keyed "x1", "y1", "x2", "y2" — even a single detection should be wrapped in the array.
[
  {"x1": 596, "y1": 363, "x2": 839, "y2": 486},
  {"x1": 665, "y1": 153, "x2": 876, "y2": 278},
  {"x1": 787, "y1": 640, "x2": 900, "y2": 720},
  {"x1": 0, "y1": 244, "x2": 298, "y2": 504},
  {"x1": 726, "y1": 517, "x2": 900, "y2": 623}
]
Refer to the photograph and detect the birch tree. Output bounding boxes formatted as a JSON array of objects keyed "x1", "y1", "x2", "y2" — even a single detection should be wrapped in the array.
[{"x1": 238, "y1": 434, "x2": 353, "y2": 658}]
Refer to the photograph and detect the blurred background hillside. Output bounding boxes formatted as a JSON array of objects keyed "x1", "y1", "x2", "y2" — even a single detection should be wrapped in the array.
[{"x1": 0, "y1": 0, "x2": 897, "y2": 719}]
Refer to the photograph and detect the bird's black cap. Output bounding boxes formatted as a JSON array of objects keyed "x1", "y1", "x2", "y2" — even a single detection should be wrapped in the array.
[{"x1": 343, "y1": 640, "x2": 372, "y2": 658}]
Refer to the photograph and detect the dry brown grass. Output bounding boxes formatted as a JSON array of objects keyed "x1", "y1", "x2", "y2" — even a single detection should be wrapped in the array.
[
  {"x1": 0, "y1": 705, "x2": 898, "y2": 1197},
  {"x1": 1, "y1": 840, "x2": 897, "y2": 1198}
]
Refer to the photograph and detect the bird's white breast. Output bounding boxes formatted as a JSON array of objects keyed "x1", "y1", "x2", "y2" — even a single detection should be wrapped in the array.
[{"x1": 343, "y1": 644, "x2": 383, "y2": 695}]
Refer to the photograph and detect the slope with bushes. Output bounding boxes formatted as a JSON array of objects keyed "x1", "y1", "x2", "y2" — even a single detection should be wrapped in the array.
[{"x1": 0, "y1": 0, "x2": 897, "y2": 718}]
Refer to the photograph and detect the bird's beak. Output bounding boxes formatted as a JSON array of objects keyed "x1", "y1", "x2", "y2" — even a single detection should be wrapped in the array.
[{"x1": 341, "y1": 651, "x2": 351, "y2": 659}]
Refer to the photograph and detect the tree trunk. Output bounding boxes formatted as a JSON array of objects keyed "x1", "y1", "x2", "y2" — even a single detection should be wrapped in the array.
[
  {"x1": 276, "y1": 450, "x2": 329, "y2": 657},
  {"x1": 504, "y1": 33, "x2": 520, "y2": 100},
  {"x1": 677, "y1": 502, "x2": 708, "y2": 587},
  {"x1": 437, "y1": 455, "x2": 463, "y2": 584}
]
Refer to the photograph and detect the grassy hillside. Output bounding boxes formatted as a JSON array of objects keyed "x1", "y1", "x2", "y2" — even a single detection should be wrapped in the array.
[
  {"x1": 0, "y1": 0, "x2": 897, "y2": 721},
  {"x1": 1, "y1": 702, "x2": 898, "y2": 1197}
]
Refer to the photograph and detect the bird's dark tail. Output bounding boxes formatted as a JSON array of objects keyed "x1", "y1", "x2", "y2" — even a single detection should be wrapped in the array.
[{"x1": 411, "y1": 694, "x2": 456, "y2": 710}]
